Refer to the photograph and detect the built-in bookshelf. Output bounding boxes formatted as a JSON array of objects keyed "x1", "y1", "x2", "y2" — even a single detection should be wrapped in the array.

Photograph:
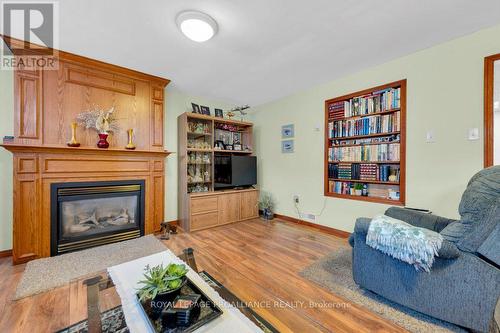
[{"x1": 324, "y1": 80, "x2": 406, "y2": 205}]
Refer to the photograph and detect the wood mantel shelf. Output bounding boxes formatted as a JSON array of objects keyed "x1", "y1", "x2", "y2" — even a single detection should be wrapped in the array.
[{"x1": 1, "y1": 143, "x2": 173, "y2": 156}]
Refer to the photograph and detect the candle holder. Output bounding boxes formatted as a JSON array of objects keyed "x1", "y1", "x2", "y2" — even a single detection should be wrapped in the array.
[
  {"x1": 125, "y1": 128, "x2": 136, "y2": 150},
  {"x1": 67, "y1": 122, "x2": 80, "y2": 147}
]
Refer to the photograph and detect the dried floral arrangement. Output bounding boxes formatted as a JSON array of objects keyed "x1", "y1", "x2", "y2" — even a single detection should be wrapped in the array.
[{"x1": 76, "y1": 106, "x2": 119, "y2": 134}]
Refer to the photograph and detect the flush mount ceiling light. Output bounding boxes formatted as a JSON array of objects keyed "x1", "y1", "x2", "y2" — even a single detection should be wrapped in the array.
[{"x1": 176, "y1": 11, "x2": 218, "y2": 42}]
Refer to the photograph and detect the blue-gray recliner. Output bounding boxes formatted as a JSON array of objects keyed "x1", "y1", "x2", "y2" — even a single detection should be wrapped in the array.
[{"x1": 349, "y1": 166, "x2": 500, "y2": 332}]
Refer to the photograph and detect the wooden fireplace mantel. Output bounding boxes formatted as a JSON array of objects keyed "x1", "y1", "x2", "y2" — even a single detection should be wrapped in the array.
[
  {"x1": 1, "y1": 37, "x2": 171, "y2": 264},
  {"x1": 1, "y1": 143, "x2": 172, "y2": 157}
]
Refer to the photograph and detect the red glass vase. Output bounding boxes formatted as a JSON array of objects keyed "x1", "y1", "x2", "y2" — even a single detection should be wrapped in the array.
[{"x1": 97, "y1": 133, "x2": 109, "y2": 148}]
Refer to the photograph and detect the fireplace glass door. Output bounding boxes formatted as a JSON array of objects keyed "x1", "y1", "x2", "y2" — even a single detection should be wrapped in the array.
[{"x1": 51, "y1": 180, "x2": 145, "y2": 255}]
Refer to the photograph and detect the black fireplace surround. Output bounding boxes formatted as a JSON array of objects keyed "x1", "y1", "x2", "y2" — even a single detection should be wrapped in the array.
[{"x1": 51, "y1": 180, "x2": 145, "y2": 256}]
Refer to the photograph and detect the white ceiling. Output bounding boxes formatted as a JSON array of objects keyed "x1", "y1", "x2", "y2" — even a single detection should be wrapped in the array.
[{"x1": 45, "y1": 1, "x2": 500, "y2": 105}]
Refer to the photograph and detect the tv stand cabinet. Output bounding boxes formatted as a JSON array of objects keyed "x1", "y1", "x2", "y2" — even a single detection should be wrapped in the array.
[
  {"x1": 177, "y1": 113, "x2": 258, "y2": 232},
  {"x1": 184, "y1": 188, "x2": 259, "y2": 231}
]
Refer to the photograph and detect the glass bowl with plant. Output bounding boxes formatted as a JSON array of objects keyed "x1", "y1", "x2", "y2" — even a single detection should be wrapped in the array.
[{"x1": 137, "y1": 263, "x2": 188, "y2": 309}]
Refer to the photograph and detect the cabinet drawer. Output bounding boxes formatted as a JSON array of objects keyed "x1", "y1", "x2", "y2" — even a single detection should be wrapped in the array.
[
  {"x1": 191, "y1": 212, "x2": 219, "y2": 230},
  {"x1": 191, "y1": 196, "x2": 218, "y2": 214}
]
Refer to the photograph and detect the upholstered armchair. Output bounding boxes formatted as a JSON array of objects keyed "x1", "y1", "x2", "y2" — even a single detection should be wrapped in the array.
[{"x1": 349, "y1": 166, "x2": 500, "y2": 333}]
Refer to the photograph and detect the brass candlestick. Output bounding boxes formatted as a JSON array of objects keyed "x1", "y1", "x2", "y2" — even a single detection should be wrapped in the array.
[
  {"x1": 125, "y1": 128, "x2": 136, "y2": 150},
  {"x1": 67, "y1": 122, "x2": 80, "y2": 147}
]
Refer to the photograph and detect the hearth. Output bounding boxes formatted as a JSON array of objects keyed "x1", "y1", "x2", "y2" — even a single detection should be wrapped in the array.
[{"x1": 51, "y1": 180, "x2": 145, "y2": 255}]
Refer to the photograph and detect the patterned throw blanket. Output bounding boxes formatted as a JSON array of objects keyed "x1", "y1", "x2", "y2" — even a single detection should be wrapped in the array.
[{"x1": 366, "y1": 215, "x2": 443, "y2": 272}]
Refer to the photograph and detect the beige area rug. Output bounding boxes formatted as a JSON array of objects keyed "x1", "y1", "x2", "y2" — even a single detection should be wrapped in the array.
[
  {"x1": 299, "y1": 246, "x2": 467, "y2": 333},
  {"x1": 14, "y1": 235, "x2": 167, "y2": 300}
]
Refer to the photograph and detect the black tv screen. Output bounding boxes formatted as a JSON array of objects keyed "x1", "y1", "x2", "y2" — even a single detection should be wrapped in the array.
[{"x1": 214, "y1": 155, "x2": 257, "y2": 189}]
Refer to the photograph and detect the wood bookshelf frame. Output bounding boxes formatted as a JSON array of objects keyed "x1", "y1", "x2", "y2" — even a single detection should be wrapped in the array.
[
  {"x1": 484, "y1": 53, "x2": 500, "y2": 167},
  {"x1": 324, "y1": 79, "x2": 407, "y2": 205}
]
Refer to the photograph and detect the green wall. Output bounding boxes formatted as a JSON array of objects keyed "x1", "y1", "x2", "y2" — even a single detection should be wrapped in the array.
[
  {"x1": 0, "y1": 76, "x2": 231, "y2": 251},
  {"x1": 250, "y1": 24, "x2": 500, "y2": 232},
  {"x1": 0, "y1": 70, "x2": 13, "y2": 251}
]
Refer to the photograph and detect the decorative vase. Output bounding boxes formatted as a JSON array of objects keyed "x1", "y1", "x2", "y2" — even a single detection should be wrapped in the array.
[
  {"x1": 263, "y1": 208, "x2": 274, "y2": 220},
  {"x1": 125, "y1": 128, "x2": 136, "y2": 150},
  {"x1": 97, "y1": 133, "x2": 109, "y2": 148},
  {"x1": 67, "y1": 122, "x2": 80, "y2": 147}
]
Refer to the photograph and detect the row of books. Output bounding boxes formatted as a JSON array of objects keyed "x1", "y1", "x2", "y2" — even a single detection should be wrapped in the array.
[
  {"x1": 331, "y1": 134, "x2": 400, "y2": 146},
  {"x1": 328, "y1": 163, "x2": 400, "y2": 182},
  {"x1": 328, "y1": 143, "x2": 400, "y2": 162},
  {"x1": 328, "y1": 181, "x2": 367, "y2": 195},
  {"x1": 327, "y1": 87, "x2": 401, "y2": 119},
  {"x1": 328, "y1": 112, "x2": 400, "y2": 138},
  {"x1": 328, "y1": 181, "x2": 400, "y2": 199}
]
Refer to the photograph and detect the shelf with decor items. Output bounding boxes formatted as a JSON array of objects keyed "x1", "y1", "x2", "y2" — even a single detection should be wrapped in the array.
[
  {"x1": 178, "y1": 112, "x2": 258, "y2": 232},
  {"x1": 324, "y1": 80, "x2": 406, "y2": 205}
]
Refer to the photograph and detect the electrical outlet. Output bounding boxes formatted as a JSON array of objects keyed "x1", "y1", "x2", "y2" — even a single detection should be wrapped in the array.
[
  {"x1": 300, "y1": 213, "x2": 315, "y2": 221},
  {"x1": 426, "y1": 130, "x2": 435, "y2": 143},
  {"x1": 293, "y1": 194, "x2": 299, "y2": 204},
  {"x1": 468, "y1": 128, "x2": 479, "y2": 141}
]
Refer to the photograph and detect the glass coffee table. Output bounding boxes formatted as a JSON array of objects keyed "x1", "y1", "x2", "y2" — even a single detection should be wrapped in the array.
[{"x1": 59, "y1": 249, "x2": 277, "y2": 333}]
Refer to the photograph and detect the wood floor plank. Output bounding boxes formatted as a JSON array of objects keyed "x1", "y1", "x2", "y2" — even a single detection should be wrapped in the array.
[{"x1": 0, "y1": 218, "x2": 407, "y2": 332}]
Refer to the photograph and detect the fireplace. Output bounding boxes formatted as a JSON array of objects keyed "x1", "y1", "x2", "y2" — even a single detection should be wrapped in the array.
[{"x1": 51, "y1": 180, "x2": 145, "y2": 255}]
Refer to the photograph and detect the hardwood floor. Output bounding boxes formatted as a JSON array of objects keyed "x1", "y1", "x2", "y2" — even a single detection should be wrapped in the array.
[{"x1": 0, "y1": 218, "x2": 406, "y2": 332}]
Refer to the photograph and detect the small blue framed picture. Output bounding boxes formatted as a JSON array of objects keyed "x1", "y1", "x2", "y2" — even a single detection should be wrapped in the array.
[
  {"x1": 281, "y1": 124, "x2": 294, "y2": 138},
  {"x1": 282, "y1": 140, "x2": 294, "y2": 153}
]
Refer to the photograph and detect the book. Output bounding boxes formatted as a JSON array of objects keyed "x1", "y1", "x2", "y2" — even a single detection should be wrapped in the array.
[{"x1": 328, "y1": 143, "x2": 400, "y2": 162}]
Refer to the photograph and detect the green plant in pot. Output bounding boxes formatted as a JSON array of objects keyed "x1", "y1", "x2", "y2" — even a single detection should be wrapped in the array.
[
  {"x1": 137, "y1": 263, "x2": 188, "y2": 315},
  {"x1": 259, "y1": 192, "x2": 274, "y2": 220},
  {"x1": 354, "y1": 183, "x2": 364, "y2": 196}
]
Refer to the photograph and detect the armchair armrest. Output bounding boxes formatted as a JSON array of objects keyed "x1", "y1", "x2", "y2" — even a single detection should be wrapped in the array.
[
  {"x1": 354, "y1": 217, "x2": 372, "y2": 234},
  {"x1": 351, "y1": 216, "x2": 460, "y2": 259},
  {"x1": 349, "y1": 217, "x2": 371, "y2": 248},
  {"x1": 385, "y1": 207, "x2": 456, "y2": 232}
]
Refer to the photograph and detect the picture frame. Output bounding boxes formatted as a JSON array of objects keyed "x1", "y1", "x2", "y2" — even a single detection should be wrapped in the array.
[
  {"x1": 214, "y1": 108, "x2": 224, "y2": 118},
  {"x1": 281, "y1": 140, "x2": 294, "y2": 153},
  {"x1": 215, "y1": 140, "x2": 225, "y2": 150},
  {"x1": 191, "y1": 103, "x2": 200, "y2": 114},
  {"x1": 281, "y1": 124, "x2": 294, "y2": 138},
  {"x1": 233, "y1": 144, "x2": 242, "y2": 151},
  {"x1": 200, "y1": 105, "x2": 210, "y2": 115},
  {"x1": 233, "y1": 132, "x2": 241, "y2": 145}
]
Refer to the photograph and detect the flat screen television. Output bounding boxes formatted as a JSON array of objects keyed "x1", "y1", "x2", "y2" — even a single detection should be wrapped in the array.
[{"x1": 214, "y1": 155, "x2": 257, "y2": 189}]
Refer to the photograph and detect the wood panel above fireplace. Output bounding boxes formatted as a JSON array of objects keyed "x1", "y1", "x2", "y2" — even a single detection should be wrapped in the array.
[{"x1": 1, "y1": 37, "x2": 171, "y2": 264}]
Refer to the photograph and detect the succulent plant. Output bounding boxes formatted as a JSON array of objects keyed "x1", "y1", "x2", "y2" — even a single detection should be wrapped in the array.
[{"x1": 137, "y1": 263, "x2": 188, "y2": 302}]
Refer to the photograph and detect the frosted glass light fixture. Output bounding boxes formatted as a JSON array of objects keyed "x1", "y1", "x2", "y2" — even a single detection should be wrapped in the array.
[{"x1": 176, "y1": 11, "x2": 218, "y2": 42}]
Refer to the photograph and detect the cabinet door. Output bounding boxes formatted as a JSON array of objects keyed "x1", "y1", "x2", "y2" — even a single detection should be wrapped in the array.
[
  {"x1": 240, "y1": 190, "x2": 259, "y2": 220},
  {"x1": 191, "y1": 212, "x2": 219, "y2": 231},
  {"x1": 218, "y1": 193, "x2": 241, "y2": 224},
  {"x1": 13, "y1": 174, "x2": 40, "y2": 263}
]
